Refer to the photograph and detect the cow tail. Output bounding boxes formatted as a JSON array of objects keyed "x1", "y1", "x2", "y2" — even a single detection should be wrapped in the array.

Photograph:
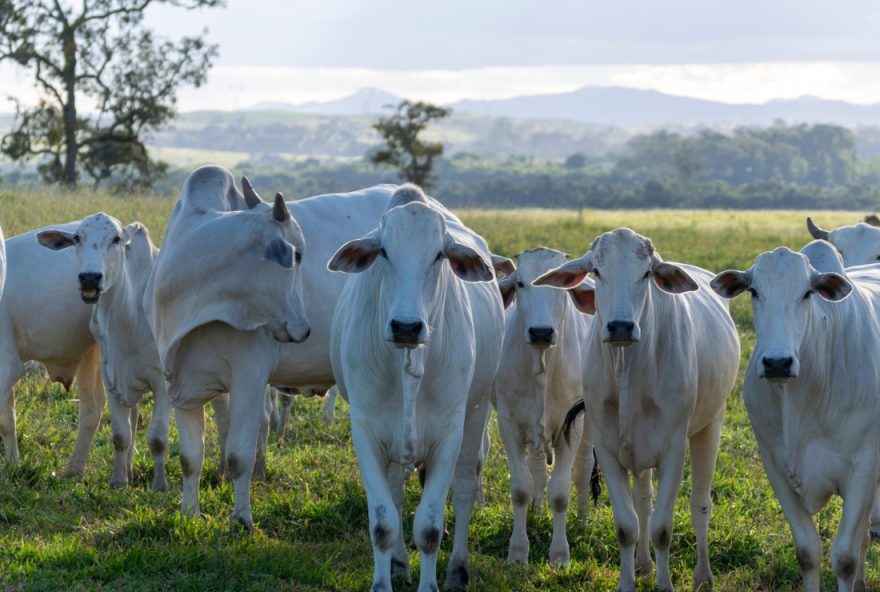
[
  {"x1": 562, "y1": 399, "x2": 586, "y2": 444},
  {"x1": 590, "y1": 448, "x2": 602, "y2": 503}
]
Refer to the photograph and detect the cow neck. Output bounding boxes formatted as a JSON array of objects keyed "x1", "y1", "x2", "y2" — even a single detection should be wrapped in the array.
[{"x1": 93, "y1": 252, "x2": 152, "y2": 354}]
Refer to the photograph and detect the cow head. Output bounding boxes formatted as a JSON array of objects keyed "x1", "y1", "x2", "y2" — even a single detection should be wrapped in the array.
[
  {"x1": 499, "y1": 247, "x2": 594, "y2": 348},
  {"x1": 711, "y1": 246, "x2": 852, "y2": 382},
  {"x1": 37, "y1": 213, "x2": 143, "y2": 303},
  {"x1": 807, "y1": 216, "x2": 880, "y2": 266},
  {"x1": 328, "y1": 185, "x2": 492, "y2": 349},
  {"x1": 533, "y1": 228, "x2": 697, "y2": 346}
]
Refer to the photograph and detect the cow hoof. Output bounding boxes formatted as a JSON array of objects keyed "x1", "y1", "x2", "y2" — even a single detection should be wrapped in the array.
[
  {"x1": 109, "y1": 476, "x2": 128, "y2": 489},
  {"x1": 693, "y1": 566, "x2": 714, "y2": 590},
  {"x1": 549, "y1": 550, "x2": 570, "y2": 569},
  {"x1": 507, "y1": 543, "x2": 529, "y2": 564},
  {"x1": 635, "y1": 552, "x2": 653, "y2": 577},
  {"x1": 252, "y1": 467, "x2": 267, "y2": 482},
  {"x1": 391, "y1": 558, "x2": 411, "y2": 585},
  {"x1": 615, "y1": 584, "x2": 636, "y2": 592},
  {"x1": 63, "y1": 466, "x2": 85, "y2": 479},
  {"x1": 854, "y1": 579, "x2": 866, "y2": 592},
  {"x1": 233, "y1": 514, "x2": 254, "y2": 533},
  {"x1": 444, "y1": 557, "x2": 470, "y2": 591},
  {"x1": 151, "y1": 477, "x2": 169, "y2": 493}
]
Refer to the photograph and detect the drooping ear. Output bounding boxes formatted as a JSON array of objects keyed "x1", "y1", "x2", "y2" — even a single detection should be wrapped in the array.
[
  {"x1": 498, "y1": 275, "x2": 517, "y2": 309},
  {"x1": 327, "y1": 234, "x2": 382, "y2": 273},
  {"x1": 567, "y1": 283, "x2": 596, "y2": 315},
  {"x1": 491, "y1": 254, "x2": 515, "y2": 278},
  {"x1": 710, "y1": 270, "x2": 750, "y2": 299},
  {"x1": 36, "y1": 229, "x2": 76, "y2": 250},
  {"x1": 264, "y1": 237, "x2": 294, "y2": 269},
  {"x1": 653, "y1": 262, "x2": 699, "y2": 293},
  {"x1": 812, "y1": 272, "x2": 852, "y2": 301},
  {"x1": 532, "y1": 253, "x2": 592, "y2": 289},
  {"x1": 444, "y1": 238, "x2": 494, "y2": 282}
]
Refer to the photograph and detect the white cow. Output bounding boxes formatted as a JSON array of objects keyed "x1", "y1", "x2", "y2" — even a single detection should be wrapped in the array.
[
  {"x1": 145, "y1": 165, "x2": 394, "y2": 530},
  {"x1": 536, "y1": 228, "x2": 740, "y2": 592},
  {"x1": 0, "y1": 225, "x2": 5, "y2": 302},
  {"x1": 329, "y1": 185, "x2": 504, "y2": 591},
  {"x1": 494, "y1": 247, "x2": 597, "y2": 566},
  {"x1": 269, "y1": 385, "x2": 338, "y2": 436},
  {"x1": 0, "y1": 222, "x2": 105, "y2": 475},
  {"x1": 712, "y1": 243, "x2": 880, "y2": 592}
]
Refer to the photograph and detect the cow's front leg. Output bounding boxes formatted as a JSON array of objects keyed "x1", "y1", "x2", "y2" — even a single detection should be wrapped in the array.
[
  {"x1": 833, "y1": 464, "x2": 877, "y2": 592},
  {"x1": 351, "y1": 418, "x2": 397, "y2": 592},
  {"x1": 689, "y1": 413, "x2": 724, "y2": 590},
  {"x1": 107, "y1": 394, "x2": 136, "y2": 488},
  {"x1": 446, "y1": 400, "x2": 490, "y2": 591},
  {"x1": 387, "y1": 462, "x2": 411, "y2": 584},
  {"x1": 252, "y1": 387, "x2": 272, "y2": 482},
  {"x1": 632, "y1": 469, "x2": 653, "y2": 577},
  {"x1": 547, "y1": 431, "x2": 578, "y2": 567},
  {"x1": 527, "y1": 445, "x2": 548, "y2": 514},
  {"x1": 651, "y1": 437, "x2": 687, "y2": 592},
  {"x1": 594, "y1": 443, "x2": 640, "y2": 592},
  {"x1": 66, "y1": 347, "x2": 106, "y2": 476},
  {"x1": 416, "y1": 440, "x2": 459, "y2": 592},
  {"x1": 176, "y1": 404, "x2": 205, "y2": 518},
  {"x1": 496, "y1": 406, "x2": 532, "y2": 564}
]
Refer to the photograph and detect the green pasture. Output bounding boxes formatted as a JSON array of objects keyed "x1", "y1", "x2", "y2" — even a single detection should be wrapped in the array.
[{"x1": 0, "y1": 189, "x2": 872, "y2": 590}]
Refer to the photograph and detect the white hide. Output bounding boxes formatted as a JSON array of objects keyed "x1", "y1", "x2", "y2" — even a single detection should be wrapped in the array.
[
  {"x1": 0, "y1": 221, "x2": 105, "y2": 476},
  {"x1": 807, "y1": 216, "x2": 880, "y2": 266},
  {"x1": 493, "y1": 247, "x2": 595, "y2": 567},
  {"x1": 36, "y1": 214, "x2": 173, "y2": 491},
  {"x1": 712, "y1": 243, "x2": 880, "y2": 592},
  {"x1": 329, "y1": 186, "x2": 504, "y2": 592},
  {"x1": 145, "y1": 165, "x2": 393, "y2": 530},
  {"x1": 0, "y1": 225, "x2": 5, "y2": 302},
  {"x1": 536, "y1": 228, "x2": 740, "y2": 592}
]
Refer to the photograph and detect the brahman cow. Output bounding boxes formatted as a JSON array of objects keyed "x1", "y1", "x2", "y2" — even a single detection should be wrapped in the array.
[
  {"x1": 0, "y1": 222, "x2": 105, "y2": 476},
  {"x1": 712, "y1": 242, "x2": 880, "y2": 592},
  {"x1": 537, "y1": 228, "x2": 740, "y2": 592},
  {"x1": 329, "y1": 184, "x2": 504, "y2": 591},
  {"x1": 145, "y1": 165, "x2": 393, "y2": 530},
  {"x1": 494, "y1": 247, "x2": 597, "y2": 566}
]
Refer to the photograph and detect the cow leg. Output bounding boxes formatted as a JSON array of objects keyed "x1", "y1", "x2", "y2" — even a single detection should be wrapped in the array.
[
  {"x1": 147, "y1": 381, "x2": 172, "y2": 492},
  {"x1": 760, "y1": 455, "x2": 821, "y2": 592},
  {"x1": 651, "y1": 438, "x2": 687, "y2": 592},
  {"x1": 107, "y1": 394, "x2": 136, "y2": 487},
  {"x1": 497, "y1": 409, "x2": 532, "y2": 564},
  {"x1": 689, "y1": 414, "x2": 724, "y2": 590},
  {"x1": 594, "y1": 443, "x2": 640, "y2": 592},
  {"x1": 351, "y1": 418, "x2": 397, "y2": 592},
  {"x1": 572, "y1": 416, "x2": 596, "y2": 520},
  {"x1": 226, "y1": 374, "x2": 271, "y2": 531},
  {"x1": 66, "y1": 346, "x2": 106, "y2": 477},
  {"x1": 387, "y1": 462, "x2": 411, "y2": 584},
  {"x1": 446, "y1": 401, "x2": 491, "y2": 591},
  {"x1": 0, "y1": 348, "x2": 24, "y2": 464},
  {"x1": 632, "y1": 469, "x2": 654, "y2": 577},
  {"x1": 252, "y1": 388, "x2": 271, "y2": 482},
  {"x1": 855, "y1": 525, "x2": 869, "y2": 592},
  {"x1": 211, "y1": 393, "x2": 231, "y2": 478},
  {"x1": 832, "y1": 466, "x2": 876, "y2": 592},
  {"x1": 322, "y1": 386, "x2": 338, "y2": 427},
  {"x1": 278, "y1": 391, "x2": 294, "y2": 436},
  {"x1": 527, "y1": 446, "x2": 548, "y2": 514},
  {"x1": 547, "y1": 428, "x2": 578, "y2": 567},
  {"x1": 475, "y1": 418, "x2": 490, "y2": 506},
  {"x1": 176, "y1": 404, "x2": 205, "y2": 518},
  {"x1": 415, "y1": 440, "x2": 459, "y2": 592},
  {"x1": 870, "y1": 487, "x2": 880, "y2": 540},
  {"x1": 268, "y1": 388, "x2": 282, "y2": 433}
]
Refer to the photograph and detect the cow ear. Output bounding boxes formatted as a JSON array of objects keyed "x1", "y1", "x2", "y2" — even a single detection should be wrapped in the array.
[
  {"x1": 328, "y1": 236, "x2": 382, "y2": 273},
  {"x1": 37, "y1": 229, "x2": 76, "y2": 250},
  {"x1": 532, "y1": 254, "x2": 592, "y2": 289},
  {"x1": 498, "y1": 275, "x2": 517, "y2": 309},
  {"x1": 710, "y1": 270, "x2": 750, "y2": 299},
  {"x1": 264, "y1": 237, "x2": 294, "y2": 269},
  {"x1": 445, "y1": 239, "x2": 494, "y2": 282},
  {"x1": 812, "y1": 272, "x2": 852, "y2": 301},
  {"x1": 653, "y1": 262, "x2": 699, "y2": 293},
  {"x1": 491, "y1": 254, "x2": 515, "y2": 278},
  {"x1": 567, "y1": 283, "x2": 596, "y2": 315},
  {"x1": 122, "y1": 222, "x2": 145, "y2": 246}
]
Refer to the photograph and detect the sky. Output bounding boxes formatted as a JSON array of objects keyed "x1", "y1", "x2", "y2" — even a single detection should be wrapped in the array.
[{"x1": 3, "y1": 0, "x2": 880, "y2": 110}]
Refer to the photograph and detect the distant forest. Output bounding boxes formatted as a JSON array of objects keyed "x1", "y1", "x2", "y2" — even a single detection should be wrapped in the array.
[{"x1": 5, "y1": 111, "x2": 880, "y2": 210}]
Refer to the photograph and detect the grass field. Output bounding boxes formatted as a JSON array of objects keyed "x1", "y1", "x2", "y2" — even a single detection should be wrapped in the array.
[{"x1": 0, "y1": 190, "x2": 874, "y2": 591}]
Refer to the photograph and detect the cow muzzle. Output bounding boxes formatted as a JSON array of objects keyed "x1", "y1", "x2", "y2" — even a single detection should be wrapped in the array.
[
  {"x1": 389, "y1": 319, "x2": 425, "y2": 348},
  {"x1": 604, "y1": 320, "x2": 638, "y2": 346},
  {"x1": 78, "y1": 272, "x2": 103, "y2": 303},
  {"x1": 760, "y1": 356, "x2": 796, "y2": 382},
  {"x1": 527, "y1": 326, "x2": 556, "y2": 348}
]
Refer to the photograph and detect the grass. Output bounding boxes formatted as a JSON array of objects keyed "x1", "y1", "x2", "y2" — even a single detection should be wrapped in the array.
[{"x1": 0, "y1": 190, "x2": 874, "y2": 591}]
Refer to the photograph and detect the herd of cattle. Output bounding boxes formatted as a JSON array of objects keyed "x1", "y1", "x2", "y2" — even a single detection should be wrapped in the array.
[{"x1": 1, "y1": 163, "x2": 880, "y2": 592}]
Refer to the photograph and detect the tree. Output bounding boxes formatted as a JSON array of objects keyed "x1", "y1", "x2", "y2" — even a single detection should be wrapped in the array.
[
  {"x1": 371, "y1": 99, "x2": 450, "y2": 190},
  {"x1": 0, "y1": 0, "x2": 220, "y2": 188}
]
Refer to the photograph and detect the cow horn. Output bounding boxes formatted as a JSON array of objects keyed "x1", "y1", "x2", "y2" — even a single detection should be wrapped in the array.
[
  {"x1": 242, "y1": 176, "x2": 262, "y2": 209},
  {"x1": 273, "y1": 192, "x2": 291, "y2": 222},
  {"x1": 806, "y1": 217, "x2": 829, "y2": 241}
]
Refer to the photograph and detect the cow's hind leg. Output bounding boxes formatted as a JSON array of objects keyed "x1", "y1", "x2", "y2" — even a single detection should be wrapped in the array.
[
  {"x1": 147, "y1": 381, "x2": 172, "y2": 492},
  {"x1": 446, "y1": 400, "x2": 491, "y2": 591},
  {"x1": 547, "y1": 429, "x2": 578, "y2": 567},
  {"x1": 497, "y1": 409, "x2": 532, "y2": 564},
  {"x1": 0, "y1": 343, "x2": 24, "y2": 464},
  {"x1": 595, "y1": 442, "x2": 641, "y2": 592},
  {"x1": 66, "y1": 346, "x2": 106, "y2": 476},
  {"x1": 689, "y1": 413, "x2": 724, "y2": 590},
  {"x1": 252, "y1": 387, "x2": 271, "y2": 482},
  {"x1": 210, "y1": 393, "x2": 231, "y2": 478}
]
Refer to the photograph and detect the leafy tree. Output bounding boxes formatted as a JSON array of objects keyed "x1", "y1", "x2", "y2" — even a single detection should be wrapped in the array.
[
  {"x1": 371, "y1": 99, "x2": 450, "y2": 190},
  {"x1": 0, "y1": 0, "x2": 220, "y2": 188}
]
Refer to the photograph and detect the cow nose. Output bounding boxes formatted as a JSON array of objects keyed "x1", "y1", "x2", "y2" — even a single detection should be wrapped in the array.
[
  {"x1": 390, "y1": 319, "x2": 424, "y2": 344},
  {"x1": 606, "y1": 320, "x2": 635, "y2": 339},
  {"x1": 528, "y1": 326, "x2": 555, "y2": 346},
  {"x1": 762, "y1": 356, "x2": 794, "y2": 377},
  {"x1": 78, "y1": 272, "x2": 103, "y2": 286}
]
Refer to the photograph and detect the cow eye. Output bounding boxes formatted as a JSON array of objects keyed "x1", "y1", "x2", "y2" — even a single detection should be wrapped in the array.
[
  {"x1": 112, "y1": 236, "x2": 121, "y2": 244},
  {"x1": 516, "y1": 281, "x2": 524, "y2": 288},
  {"x1": 434, "y1": 251, "x2": 443, "y2": 262},
  {"x1": 72, "y1": 235, "x2": 80, "y2": 244},
  {"x1": 379, "y1": 248, "x2": 388, "y2": 259},
  {"x1": 592, "y1": 269, "x2": 600, "y2": 279},
  {"x1": 747, "y1": 288, "x2": 758, "y2": 299},
  {"x1": 642, "y1": 271, "x2": 650, "y2": 279},
  {"x1": 803, "y1": 289, "x2": 812, "y2": 300},
  {"x1": 295, "y1": 251, "x2": 302, "y2": 264}
]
